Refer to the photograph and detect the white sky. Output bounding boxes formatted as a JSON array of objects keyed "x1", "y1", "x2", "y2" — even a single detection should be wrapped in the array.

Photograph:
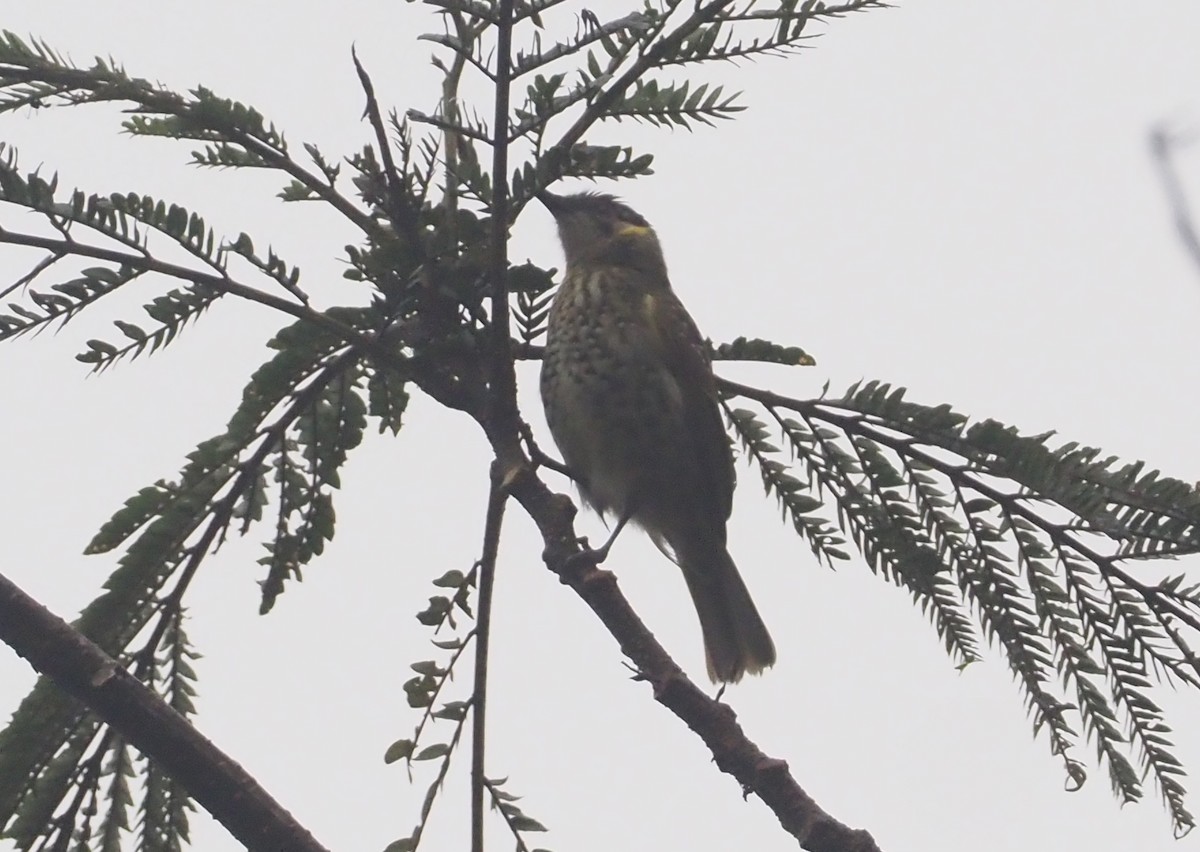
[{"x1": 3, "y1": 3, "x2": 1200, "y2": 851}]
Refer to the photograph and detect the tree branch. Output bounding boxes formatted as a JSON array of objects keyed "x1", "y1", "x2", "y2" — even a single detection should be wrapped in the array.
[
  {"x1": 0, "y1": 570, "x2": 330, "y2": 852},
  {"x1": 471, "y1": 464, "x2": 508, "y2": 852},
  {"x1": 1150, "y1": 123, "x2": 1200, "y2": 279},
  {"x1": 486, "y1": 0, "x2": 519, "y2": 437},
  {"x1": 494, "y1": 454, "x2": 883, "y2": 852}
]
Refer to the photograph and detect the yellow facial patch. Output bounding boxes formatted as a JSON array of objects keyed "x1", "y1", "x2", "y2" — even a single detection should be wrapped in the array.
[{"x1": 616, "y1": 223, "x2": 653, "y2": 238}]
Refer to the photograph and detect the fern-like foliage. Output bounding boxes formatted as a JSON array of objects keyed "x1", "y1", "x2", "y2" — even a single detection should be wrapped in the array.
[
  {"x1": 721, "y1": 377, "x2": 1200, "y2": 835},
  {"x1": 2, "y1": 1, "x2": 1197, "y2": 849},
  {"x1": 410, "y1": 0, "x2": 883, "y2": 201},
  {"x1": 661, "y1": 0, "x2": 882, "y2": 65},
  {"x1": 0, "y1": 301, "x2": 412, "y2": 847},
  {"x1": 0, "y1": 114, "x2": 429, "y2": 841},
  {"x1": 0, "y1": 153, "x2": 306, "y2": 366},
  {"x1": 0, "y1": 33, "x2": 377, "y2": 237},
  {"x1": 508, "y1": 260, "x2": 557, "y2": 344},
  {"x1": 0, "y1": 613, "x2": 198, "y2": 851},
  {"x1": 712, "y1": 335, "x2": 816, "y2": 367},
  {"x1": 600, "y1": 78, "x2": 743, "y2": 127}
]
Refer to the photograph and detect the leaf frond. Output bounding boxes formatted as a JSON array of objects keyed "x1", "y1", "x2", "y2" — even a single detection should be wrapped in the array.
[{"x1": 719, "y1": 376, "x2": 1200, "y2": 832}]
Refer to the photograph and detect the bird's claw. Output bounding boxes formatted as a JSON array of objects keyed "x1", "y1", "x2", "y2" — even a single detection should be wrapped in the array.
[{"x1": 563, "y1": 535, "x2": 610, "y2": 572}]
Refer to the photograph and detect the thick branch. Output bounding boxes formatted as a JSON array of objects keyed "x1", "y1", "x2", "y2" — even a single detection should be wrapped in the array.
[{"x1": 0, "y1": 570, "x2": 329, "y2": 852}]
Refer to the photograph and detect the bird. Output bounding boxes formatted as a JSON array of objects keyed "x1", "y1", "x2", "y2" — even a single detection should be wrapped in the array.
[{"x1": 536, "y1": 189, "x2": 776, "y2": 683}]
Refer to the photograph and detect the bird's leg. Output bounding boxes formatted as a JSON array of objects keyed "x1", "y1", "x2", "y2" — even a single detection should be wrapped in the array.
[
  {"x1": 589, "y1": 509, "x2": 633, "y2": 564},
  {"x1": 565, "y1": 505, "x2": 635, "y2": 572}
]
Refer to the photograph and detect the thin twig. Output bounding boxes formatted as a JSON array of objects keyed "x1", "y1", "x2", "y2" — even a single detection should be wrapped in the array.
[
  {"x1": 472, "y1": 6, "x2": 515, "y2": 849},
  {"x1": 352, "y1": 47, "x2": 423, "y2": 252},
  {"x1": 1150, "y1": 124, "x2": 1200, "y2": 278},
  {"x1": 471, "y1": 466, "x2": 508, "y2": 852},
  {"x1": 0, "y1": 250, "x2": 65, "y2": 302},
  {"x1": 487, "y1": 0, "x2": 518, "y2": 425},
  {"x1": 442, "y1": 12, "x2": 479, "y2": 215},
  {"x1": 0, "y1": 228, "x2": 423, "y2": 374}
]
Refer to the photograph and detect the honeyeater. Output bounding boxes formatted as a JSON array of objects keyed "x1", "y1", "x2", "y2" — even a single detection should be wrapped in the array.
[{"x1": 537, "y1": 190, "x2": 776, "y2": 683}]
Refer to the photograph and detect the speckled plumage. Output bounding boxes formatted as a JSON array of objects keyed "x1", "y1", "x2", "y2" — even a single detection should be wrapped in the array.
[{"x1": 538, "y1": 191, "x2": 775, "y2": 683}]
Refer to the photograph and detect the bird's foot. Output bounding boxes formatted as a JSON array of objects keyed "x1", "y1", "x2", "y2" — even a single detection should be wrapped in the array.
[
  {"x1": 562, "y1": 534, "x2": 610, "y2": 573},
  {"x1": 567, "y1": 510, "x2": 630, "y2": 570}
]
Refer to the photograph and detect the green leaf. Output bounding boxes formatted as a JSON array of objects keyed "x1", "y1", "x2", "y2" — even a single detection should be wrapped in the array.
[
  {"x1": 509, "y1": 815, "x2": 548, "y2": 832},
  {"x1": 384, "y1": 739, "x2": 415, "y2": 764},
  {"x1": 713, "y1": 336, "x2": 815, "y2": 367},
  {"x1": 432, "y1": 570, "x2": 465, "y2": 588},
  {"x1": 413, "y1": 744, "x2": 449, "y2": 761}
]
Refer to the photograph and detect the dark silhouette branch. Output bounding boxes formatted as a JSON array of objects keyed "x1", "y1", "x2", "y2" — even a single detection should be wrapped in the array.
[
  {"x1": 471, "y1": 466, "x2": 508, "y2": 852},
  {"x1": 487, "y1": 0, "x2": 518, "y2": 424},
  {"x1": 0, "y1": 229, "x2": 337, "y2": 335},
  {"x1": 0, "y1": 570, "x2": 330, "y2": 852},
  {"x1": 472, "y1": 7, "x2": 517, "y2": 850}
]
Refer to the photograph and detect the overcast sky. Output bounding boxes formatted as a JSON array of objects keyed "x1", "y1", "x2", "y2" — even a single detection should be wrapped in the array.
[{"x1": 3, "y1": 3, "x2": 1200, "y2": 851}]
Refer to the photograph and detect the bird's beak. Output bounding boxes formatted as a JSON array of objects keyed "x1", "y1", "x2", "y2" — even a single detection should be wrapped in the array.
[{"x1": 535, "y1": 189, "x2": 565, "y2": 216}]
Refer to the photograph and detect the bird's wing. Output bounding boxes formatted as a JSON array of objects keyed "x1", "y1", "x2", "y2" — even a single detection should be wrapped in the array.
[{"x1": 641, "y1": 285, "x2": 736, "y2": 525}]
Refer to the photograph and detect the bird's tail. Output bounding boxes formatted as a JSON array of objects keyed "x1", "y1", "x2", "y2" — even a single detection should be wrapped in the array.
[{"x1": 676, "y1": 543, "x2": 776, "y2": 683}]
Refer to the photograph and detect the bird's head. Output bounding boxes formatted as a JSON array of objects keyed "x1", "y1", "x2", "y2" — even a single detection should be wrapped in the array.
[{"x1": 537, "y1": 190, "x2": 667, "y2": 274}]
